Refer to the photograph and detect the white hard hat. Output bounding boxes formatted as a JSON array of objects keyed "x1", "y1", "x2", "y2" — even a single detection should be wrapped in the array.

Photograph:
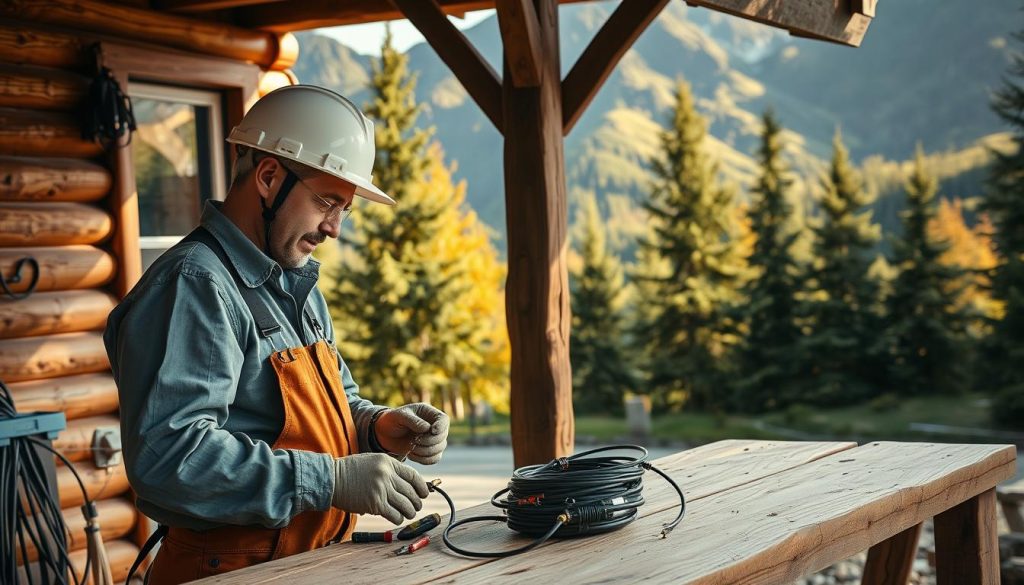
[{"x1": 227, "y1": 85, "x2": 395, "y2": 206}]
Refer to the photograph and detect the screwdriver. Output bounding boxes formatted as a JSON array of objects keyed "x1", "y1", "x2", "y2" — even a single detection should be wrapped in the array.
[
  {"x1": 351, "y1": 529, "x2": 396, "y2": 543},
  {"x1": 397, "y1": 513, "x2": 440, "y2": 540}
]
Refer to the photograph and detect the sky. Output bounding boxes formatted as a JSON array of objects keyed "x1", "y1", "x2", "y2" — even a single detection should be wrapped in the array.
[{"x1": 316, "y1": 9, "x2": 495, "y2": 55}]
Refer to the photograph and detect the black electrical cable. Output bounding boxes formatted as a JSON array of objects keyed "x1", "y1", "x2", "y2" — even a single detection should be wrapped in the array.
[
  {"x1": 430, "y1": 445, "x2": 685, "y2": 558},
  {"x1": 1, "y1": 379, "x2": 96, "y2": 585}
]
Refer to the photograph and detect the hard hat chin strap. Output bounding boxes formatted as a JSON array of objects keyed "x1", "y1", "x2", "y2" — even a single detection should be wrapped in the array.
[{"x1": 260, "y1": 167, "x2": 300, "y2": 256}]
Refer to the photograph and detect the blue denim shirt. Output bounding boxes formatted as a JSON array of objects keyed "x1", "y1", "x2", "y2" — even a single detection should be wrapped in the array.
[{"x1": 104, "y1": 201, "x2": 385, "y2": 530}]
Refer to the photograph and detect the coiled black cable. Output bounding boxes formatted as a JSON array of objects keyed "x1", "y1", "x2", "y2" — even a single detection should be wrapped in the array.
[
  {"x1": 1, "y1": 380, "x2": 95, "y2": 585},
  {"x1": 430, "y1": 445, "x2": 685, "y2": 558}
]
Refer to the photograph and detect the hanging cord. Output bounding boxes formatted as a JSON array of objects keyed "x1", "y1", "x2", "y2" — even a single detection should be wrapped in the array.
[
  {"x1": 0, "y1": 256, "x2": 39, "y2": 301},
  {"x1": 430, "y1": 445, "x2": 685, "y2": 558},
  {"x1": 81, "y1": 43, "x2": 136, "y2": 148},
  {"x1": 1, "y1": 379, "x2": 111, "y2": 585}
]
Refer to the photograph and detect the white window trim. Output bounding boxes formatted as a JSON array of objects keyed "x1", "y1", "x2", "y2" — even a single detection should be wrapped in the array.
[{"x1": 129, "y1": 82, "x2": 228, "y2": 259}]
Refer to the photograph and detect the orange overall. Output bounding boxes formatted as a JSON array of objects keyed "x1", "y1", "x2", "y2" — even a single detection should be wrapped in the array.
[
  {"x1": 147, "y1": 340, "x2": 360, "y2": 584},
  {"x1": 132, "y1": 226, "x2": 362, "y2": 584}
]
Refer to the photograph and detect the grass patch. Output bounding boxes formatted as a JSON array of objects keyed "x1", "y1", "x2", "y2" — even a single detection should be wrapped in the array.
[
  {"x1": 760, "y1": 393, "x2": 993, "y2": 440},
  {"x1": 447, "y1": 393, "x2": 1001, "y2": 446}
]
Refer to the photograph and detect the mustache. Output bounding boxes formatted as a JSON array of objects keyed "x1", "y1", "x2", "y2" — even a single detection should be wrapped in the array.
[{"x1": 304, "y1": 232, "x2": 327, "y2": 245}]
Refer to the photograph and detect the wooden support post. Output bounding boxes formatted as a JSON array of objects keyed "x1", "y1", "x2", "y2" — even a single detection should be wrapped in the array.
[
  {"x1": 496, "y1": 0, "x2": 542, "y2": 87},
  {"x1": 503, "y1": 0, "x2": 573, "y2": 467},
  {"x1": 862, "y1": 522, "x2": 921, "y2": 585},
  {"x1": 934, "y1": 488, "x2": 999, "y2": 585}
]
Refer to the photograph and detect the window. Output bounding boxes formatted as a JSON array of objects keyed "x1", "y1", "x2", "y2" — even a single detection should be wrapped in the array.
[{"x1": 129, "y1": 83, "x2": 228, "y2": 270}]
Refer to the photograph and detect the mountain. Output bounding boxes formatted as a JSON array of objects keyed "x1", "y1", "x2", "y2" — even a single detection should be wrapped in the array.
[{"x1": 295, "y1": 0, "x2": 1019, "y2": 251}]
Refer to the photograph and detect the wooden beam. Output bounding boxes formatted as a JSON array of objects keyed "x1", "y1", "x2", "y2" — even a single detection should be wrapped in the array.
[
  {"x1": 852, "y1": 0, "x2": 877, "y2": 18},
  {"x1": 561, "y1": 0, "x2": 668, "y2": 135},
  {"x1": 235, "y1": 0, "x2": 593, "y2": 31},
  {"x1": 683, "y1": 0, "x2": 874, "y2": 47},
  {"x1": 392, "y1": 0, "x2": 504, "y2": 134},
  {"x1": 503, "y1": 0, "x2": 573, "y2": 466},
  {"x1": 0, "y1": 0, "x2": 293, "y2": 69},
  {"x1": 158, "y1": 0, "x2": 281, "y2": 12},
  {"x1": 496, "y1": 0, "x2": 542, "y2": 87}
]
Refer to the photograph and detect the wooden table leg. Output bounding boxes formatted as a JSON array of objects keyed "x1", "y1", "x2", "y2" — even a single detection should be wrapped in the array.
[
  {"x1": 934, "y1": 488, "x2": 999, "y2": 585},
  {"x1": 863, "y1": 522, "x2": 922, "y2": 585}
]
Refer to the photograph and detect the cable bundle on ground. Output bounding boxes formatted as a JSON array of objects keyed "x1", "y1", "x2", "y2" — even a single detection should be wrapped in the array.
[
  {"x1": 1, "y1": 380, "x2": 111, "y2": 585},
  {"x1": 432, "y1": 445, "x2": 685, "y2": 558}
]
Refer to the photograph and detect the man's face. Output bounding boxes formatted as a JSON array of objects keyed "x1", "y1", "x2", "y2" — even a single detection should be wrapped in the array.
[{"x1": 259, "y1": 159, "x2": 356, "y2": 269}]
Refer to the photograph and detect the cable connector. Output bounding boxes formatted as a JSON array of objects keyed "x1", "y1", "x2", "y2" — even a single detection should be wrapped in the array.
[
  {"x1": 428, "y1": 478, "x2": 442, "y2": 491},
  {"x1": 660, "y1": 525, "x2": 675, "y2": 539},
  {"x1": 516, "y1": 494, "x2": 544, "y2": 506}
]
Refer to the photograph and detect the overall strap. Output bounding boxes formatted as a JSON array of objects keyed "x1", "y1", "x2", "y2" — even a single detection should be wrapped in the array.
[{"x1": 182, "y1": 227, "x2": 282, "y2": 339}]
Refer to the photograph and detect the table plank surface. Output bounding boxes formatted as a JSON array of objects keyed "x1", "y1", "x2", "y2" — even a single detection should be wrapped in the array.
[{"x1": 190, "y1": 441, "x2": 1015, "y2": 585}]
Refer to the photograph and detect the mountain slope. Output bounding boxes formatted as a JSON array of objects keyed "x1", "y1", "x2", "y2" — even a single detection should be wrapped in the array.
[{"x1": 295, "y1": 0, "x2": 1017, "y2": 246}]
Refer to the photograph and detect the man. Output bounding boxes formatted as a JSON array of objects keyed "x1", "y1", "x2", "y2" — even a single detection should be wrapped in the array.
[{"x1": 105, "y1": 85, "x2": 450, "y2": 584}]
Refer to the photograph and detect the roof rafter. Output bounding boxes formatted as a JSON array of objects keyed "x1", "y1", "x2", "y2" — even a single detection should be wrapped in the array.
[
  {"x1": 392, "y1": 0, "x2": 504, "y2": 134},
  {"x1": 157, "y1": 0, "x2": 280, "y2": 13},
  {"x1": 561, "y1": 0, "x2": 669, "y2": 136},
  {"x1": 234, "y1": 0, "x2": 591, "y2": 32},
  {"x1": 683, "y1": 0, "x2": 874, "y2": 47}
]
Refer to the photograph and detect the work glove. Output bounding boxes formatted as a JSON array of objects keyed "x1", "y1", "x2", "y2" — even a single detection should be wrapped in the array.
[
  {"x1": 373, "y1": 403, "x2": 450, "y2": 465},
  {"x1": 332, "y1": 453, "x2": 429, "y2": 525}
]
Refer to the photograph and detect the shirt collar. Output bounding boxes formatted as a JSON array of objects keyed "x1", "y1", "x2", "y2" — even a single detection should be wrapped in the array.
[
  {"x1": 199, "y1": 201, "x2": 322, "y2": 288},
  {"x1": 200, "y1": 201, "x2": 278, "y2": 288}
]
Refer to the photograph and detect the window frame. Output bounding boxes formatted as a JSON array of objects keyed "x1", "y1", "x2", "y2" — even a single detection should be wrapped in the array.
[
  {"x1": 128, "y1": 82, "x2": 227, "y2": 259},
  {"x1": 101, "y1": 41, "x2": 260, "y2": 296}
]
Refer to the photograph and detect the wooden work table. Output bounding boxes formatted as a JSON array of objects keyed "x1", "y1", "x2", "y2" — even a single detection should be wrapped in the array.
[{"x1": 192, "y1": 440, "x2": 1016, "y2": 584}]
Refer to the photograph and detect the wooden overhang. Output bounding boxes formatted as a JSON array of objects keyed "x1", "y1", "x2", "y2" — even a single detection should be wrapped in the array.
[{"x1": 3, "y1": 0, "x2": 878, "y2": 468}]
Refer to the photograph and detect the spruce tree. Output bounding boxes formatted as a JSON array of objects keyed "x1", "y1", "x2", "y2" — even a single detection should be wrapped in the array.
[
  {"x1": 570, "y1": 193, "x2": 638, "y2": 415},
  {"x1": 983, "y1": 28, "x2": 1024, "y2": 426},
  {"x1": 635, "y1": 80, "x2": 743, "y2": 412},
  {"x1": 883, "y1": 147, "x2": 967, "y2": 396},
  {"x1": 326, "y1": 28, "x2": 457, "y2": 406},
  {"x1": 734, "y1": 111, "x2": 804, "y2": 412},
  {"x1": 801, "y1": 130, "x2": 883, "y2": 406}
]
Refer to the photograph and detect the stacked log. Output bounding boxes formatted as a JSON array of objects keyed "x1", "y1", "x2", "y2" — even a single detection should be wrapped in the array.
[{"x1": 0, "y1": 20, "x2": 131, "y2": 583}]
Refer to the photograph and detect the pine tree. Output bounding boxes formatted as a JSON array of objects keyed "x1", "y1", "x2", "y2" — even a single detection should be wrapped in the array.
[
  {"x1": 326, "y1": 29, "x2": 465, "y2": 407},
  {"x1": 882, "y1": 147, "x2": 968, "y2": 396},
  {"x1": 634, "y1": 80, "x2": 743, "y2": 412},
  {"x1": 734, "y1": 111, "x2": 804, "y2": 412},
  {"x1": 801, "y1": 130, "x2": 883, "y2": 406},
  {"x1": 983, "y1": 28, "x2": 1024, "y2": 426},
  {"x1": 570, "y1": 193, "x2": 638, "y2": 415}
]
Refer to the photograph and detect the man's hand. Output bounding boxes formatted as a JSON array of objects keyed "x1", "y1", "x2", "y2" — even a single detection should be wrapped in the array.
[
  {"x1": 374, "y1": 403, "x2": 450, "y2": 465},
  {"x1": 332, "y1": 453, "x2": 429, "y2": 525}
]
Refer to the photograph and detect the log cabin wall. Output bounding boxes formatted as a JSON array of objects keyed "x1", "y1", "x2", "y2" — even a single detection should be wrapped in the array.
[{"x1": 0, "y1": 3, "x2": 297, "y2": 581}]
